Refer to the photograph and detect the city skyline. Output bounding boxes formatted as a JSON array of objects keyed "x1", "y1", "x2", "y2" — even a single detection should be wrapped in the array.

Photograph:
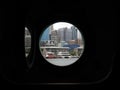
[{"x1": 40, "y1": 26, "x2": 82, "y2": 41}]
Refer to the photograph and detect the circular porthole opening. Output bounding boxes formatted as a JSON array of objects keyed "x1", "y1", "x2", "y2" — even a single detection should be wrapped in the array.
[
  {"x1": 39, "y1": 22, "x2": 85, "y2": 66},
  {"x1": 25, "y1": 27, "x2": 31, "y2": 58}
]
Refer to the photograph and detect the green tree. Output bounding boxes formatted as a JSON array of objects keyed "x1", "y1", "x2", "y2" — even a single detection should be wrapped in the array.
[{"x1": 70, "y1": 50, "x2": 76, "y2": 56}]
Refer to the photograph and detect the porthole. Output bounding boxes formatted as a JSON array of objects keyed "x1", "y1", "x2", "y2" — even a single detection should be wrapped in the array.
[
  {"x1": 25, "y1": 27, "x2": 31, "y2": 58},
  {"x1": 39, "y1": 22, "x2": 85, "y2": 66}
]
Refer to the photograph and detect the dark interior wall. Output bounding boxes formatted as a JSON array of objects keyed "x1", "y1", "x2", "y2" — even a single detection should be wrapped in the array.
[{"x1": 0, "y1": 0, "x2": 118, "y2": 86}]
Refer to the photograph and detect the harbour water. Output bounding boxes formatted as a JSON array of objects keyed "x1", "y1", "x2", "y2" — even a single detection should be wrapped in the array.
[{"x1": 46, "y1": 58, "x2": 80, "y2": 66}]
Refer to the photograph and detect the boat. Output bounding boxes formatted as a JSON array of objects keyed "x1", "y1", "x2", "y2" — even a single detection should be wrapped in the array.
[
  {"x1": 45, "y1": 52, "x2": 56, "y2": 59},
  {"x1": 57, "y1": 51, "x2": 72, "y2": 58}
]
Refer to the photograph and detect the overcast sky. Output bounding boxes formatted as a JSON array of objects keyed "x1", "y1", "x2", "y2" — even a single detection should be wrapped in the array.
[{"x1": 53, "y1": 22, "x2": 73, "y2": 30}]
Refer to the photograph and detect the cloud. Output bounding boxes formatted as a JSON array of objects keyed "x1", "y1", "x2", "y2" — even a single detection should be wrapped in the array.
[{"x1": 53, "y1": 22, "x2": 73, "y2": 30}]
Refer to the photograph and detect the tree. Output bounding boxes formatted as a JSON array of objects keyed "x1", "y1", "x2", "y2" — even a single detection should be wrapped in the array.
[{"x1": 70, "y1": 50, "x2": 76, "y2": 56}]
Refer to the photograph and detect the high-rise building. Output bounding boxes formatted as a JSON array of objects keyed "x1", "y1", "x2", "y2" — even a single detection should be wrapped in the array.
[
  {"x1": 57, "y1": 27, "x2": 70, "y2": 42},
  {"x1": 65, "y1": 28, "x2": 72, "y2": 41},
  {"x1": 49, "y1": 26, "x2": 79, "y2": 46},
  {"x1": 51, "y1": 30, "x2": 57, "y2": 40},
  {"x1": 57, "y1": 27, "x2": 76, "y2": 42},
  {"x1": 71, "y1": 26, "x2": 77, "y2": 40},
  {"x1": 57, "y1": 28, "x2": 64, "y2": 41},
  {"x1": 49, "y1": 25, "x2": 54, "y2": 40},
  {"x1": 48, "y1": 25, "x2": 58, "y2": 46}
]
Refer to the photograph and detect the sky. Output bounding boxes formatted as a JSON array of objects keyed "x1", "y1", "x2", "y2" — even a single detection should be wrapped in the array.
[
  {"x1": 40, "y1": 28, "x2": 49, "y2": 40},
  {"x1": 53, "y1": 22, "x2": 73, "y2": 30}
]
